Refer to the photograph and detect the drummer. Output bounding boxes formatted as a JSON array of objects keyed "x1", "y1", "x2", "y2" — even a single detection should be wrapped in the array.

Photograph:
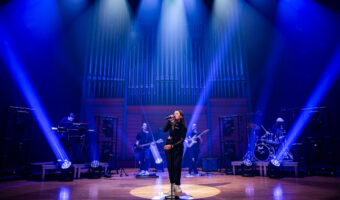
[
  {"x1": 261, "y1": 117, "x2": 285, "y2": 144},
  {"x1": 271, "y1": 117, "x2": 286, "y2": 140}
]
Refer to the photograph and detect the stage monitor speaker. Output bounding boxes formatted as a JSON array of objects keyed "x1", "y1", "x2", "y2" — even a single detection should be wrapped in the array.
[
  {"x1": 100, "y1": 142, "x2": 113, "y2": 162},
  {"x1": 300, "y1": 107, "x2": 331, "y2": 140},
  {"x1": 224, "y1": 142, "x2": 236, "y2": 161},
  {"x1": 2, "y1": 106, "x2": 33, "y2": 140},
  {"x1": 102, "y1": 117, "x2": 114, "y2": 138},
  {"x1": 222, "y1": 117, "x2": 235, "y2": 137},
  {"x1": 1, "y1": 106, "x2": 33, "y2": 177}
]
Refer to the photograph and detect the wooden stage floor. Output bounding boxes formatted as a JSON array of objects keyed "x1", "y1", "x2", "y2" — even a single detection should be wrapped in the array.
[{"x1": 1, "y1": 169, "x2": 340, "y2": 200}]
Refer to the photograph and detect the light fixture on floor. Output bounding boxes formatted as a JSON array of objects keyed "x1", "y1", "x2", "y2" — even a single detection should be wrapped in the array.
[
  {"x1": 270, "y1": 159, "x2": 281, "y2": 167},
  {"x1": 60, "y1": 160, "x2": 72, "y2": 169},
  {"x1": 89, "y1": 160, "x2": 102, "y2": 179},
  {"x1": 58, "y1": 159, "x2": 74, "y2": 181},
  {"x1": 241, "y1": 159, "x2": 255, "y2": 177},
  {"x1": 91, "y1": 160, "x2": 100, "y2": 168},
  {"x1": 268, "y1": 158, "x2": 282, "y2": 178}
]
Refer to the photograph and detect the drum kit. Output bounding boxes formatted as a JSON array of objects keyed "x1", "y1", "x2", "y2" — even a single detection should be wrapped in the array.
[{"x1": 248, "y1": 118, "x2": 293, "y2": 162}]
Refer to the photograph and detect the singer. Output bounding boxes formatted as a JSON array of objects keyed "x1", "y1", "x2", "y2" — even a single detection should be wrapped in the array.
[{"x1": 163, "y1": 110, "x2": 187, "y2": 196}]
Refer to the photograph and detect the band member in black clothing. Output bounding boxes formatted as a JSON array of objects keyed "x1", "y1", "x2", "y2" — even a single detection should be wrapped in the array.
[
  {"x1": 163, "y1": 110, "x2": 187, "y2": 196},
  {"x1": 58, "y1": 113, "x2": 76, "y2": 145},
  {"x1": 271, "y1": 117, "x2": 286, "y2": 139},
  {"x1": 136, "y1": 122, "x2": 153, "y2": 175},
  {"x1": 59, "y1": 113, "x2": 75, "y2": 128},
  {"x1": 185, "y1": 123, "x2": 202, "y2": 176},
  {"x1": 58, "y1": 113, "x2": 84, "y2": 163}
]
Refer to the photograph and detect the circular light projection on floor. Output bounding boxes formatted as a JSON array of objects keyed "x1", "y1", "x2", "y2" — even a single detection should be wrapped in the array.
[{"x1": 130, "y1": 184, "x2": 220, "y2": 199}]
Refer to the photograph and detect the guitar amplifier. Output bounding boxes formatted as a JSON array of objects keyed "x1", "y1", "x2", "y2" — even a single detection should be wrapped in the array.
[{"x1": 202, "y1": 157, "x2": 218, "y2": 172}]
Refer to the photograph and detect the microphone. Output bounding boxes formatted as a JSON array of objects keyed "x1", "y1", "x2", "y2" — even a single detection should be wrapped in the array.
[{"x1": 165, "y1": 115, "x2": 174, "y2": 120}]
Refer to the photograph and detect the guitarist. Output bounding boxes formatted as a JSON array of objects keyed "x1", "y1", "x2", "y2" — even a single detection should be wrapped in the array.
[
  {"x1": 135, "y1": 122, "x2": 153, "y2": 175},
  {"x1": 185, "y1": 123, "x2": 203, "y2": 176}
]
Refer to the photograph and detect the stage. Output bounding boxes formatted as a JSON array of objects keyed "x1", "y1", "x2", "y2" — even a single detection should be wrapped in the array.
[
  {"x1": 1, "y1": 1, "x2": 340, "y2": 200},
  {"x1": 1, "y1": 169, "x2": 340, "y2": 200}
]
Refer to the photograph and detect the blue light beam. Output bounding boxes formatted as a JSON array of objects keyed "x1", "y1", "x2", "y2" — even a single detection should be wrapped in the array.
[
  {"x1": 186, "y1": 0, "x2": 239, "y2": 156},
  {"x1": 0, "y1": 33, "x2": 70, "y2": 165},
  {"x1": 187, "y1": 0, "x2": 238, "y2": 136},
  {"x1": 275, "y1": 44, "x2": 340, "y2": 162}
]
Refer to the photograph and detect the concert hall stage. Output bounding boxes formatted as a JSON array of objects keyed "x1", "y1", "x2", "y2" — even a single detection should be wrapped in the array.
[
  {"x1": 1, "y1": 0, "x2": 340, "y2": 200},
  {"x1": 1, "y1": 169, "x2": 340, "y2": 200}
]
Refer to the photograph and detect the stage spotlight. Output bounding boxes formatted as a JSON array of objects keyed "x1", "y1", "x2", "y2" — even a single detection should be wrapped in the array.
[
  {"x1": 58, "y1": 160, "x2": 74, "y2": 181},
  {"x1": 91, "y1": 160, "x2": 100, "y2": 168},
  {"x1": 89, "y1": 161, "x2": 103, "y2": 179},
  {"x1": 268, "y1": 160, "x2": 283, "y2": 178},
  {"x1": 270, "y1": 159, "x2": 281, "y2": 167},
  {"x1": 242, "y1": 160, "x2": 255, "y2": 177},
  {"x1": 243, "y1": 159, "x2": 252, "y2": 167},
  {"x1": 60, "y1": 159, "x2": 72, "y2": 170}
]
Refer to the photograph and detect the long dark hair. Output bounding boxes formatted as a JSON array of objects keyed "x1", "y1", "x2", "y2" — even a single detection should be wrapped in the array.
[{"x1": 174, "y1": 110, "x2": 187, "y2": 129}]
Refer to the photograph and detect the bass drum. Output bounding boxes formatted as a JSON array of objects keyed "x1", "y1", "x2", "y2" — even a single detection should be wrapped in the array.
[{"x1": 254, "y1": 143, "x2": 275, "y2": 161}]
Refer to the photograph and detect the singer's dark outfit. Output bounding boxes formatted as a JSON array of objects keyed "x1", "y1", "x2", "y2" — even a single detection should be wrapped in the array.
[{"x1": 163, "y1": 121, "x2": 187, "y2": 185}]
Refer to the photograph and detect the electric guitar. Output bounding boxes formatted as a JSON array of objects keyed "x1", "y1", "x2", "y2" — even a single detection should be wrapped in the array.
[
  {"x1": 133, "y1": 139, "x2": 163, "y2": 152},
  {"x1": 185, "y1": 129, "x2": 209, "y2": 148}
]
